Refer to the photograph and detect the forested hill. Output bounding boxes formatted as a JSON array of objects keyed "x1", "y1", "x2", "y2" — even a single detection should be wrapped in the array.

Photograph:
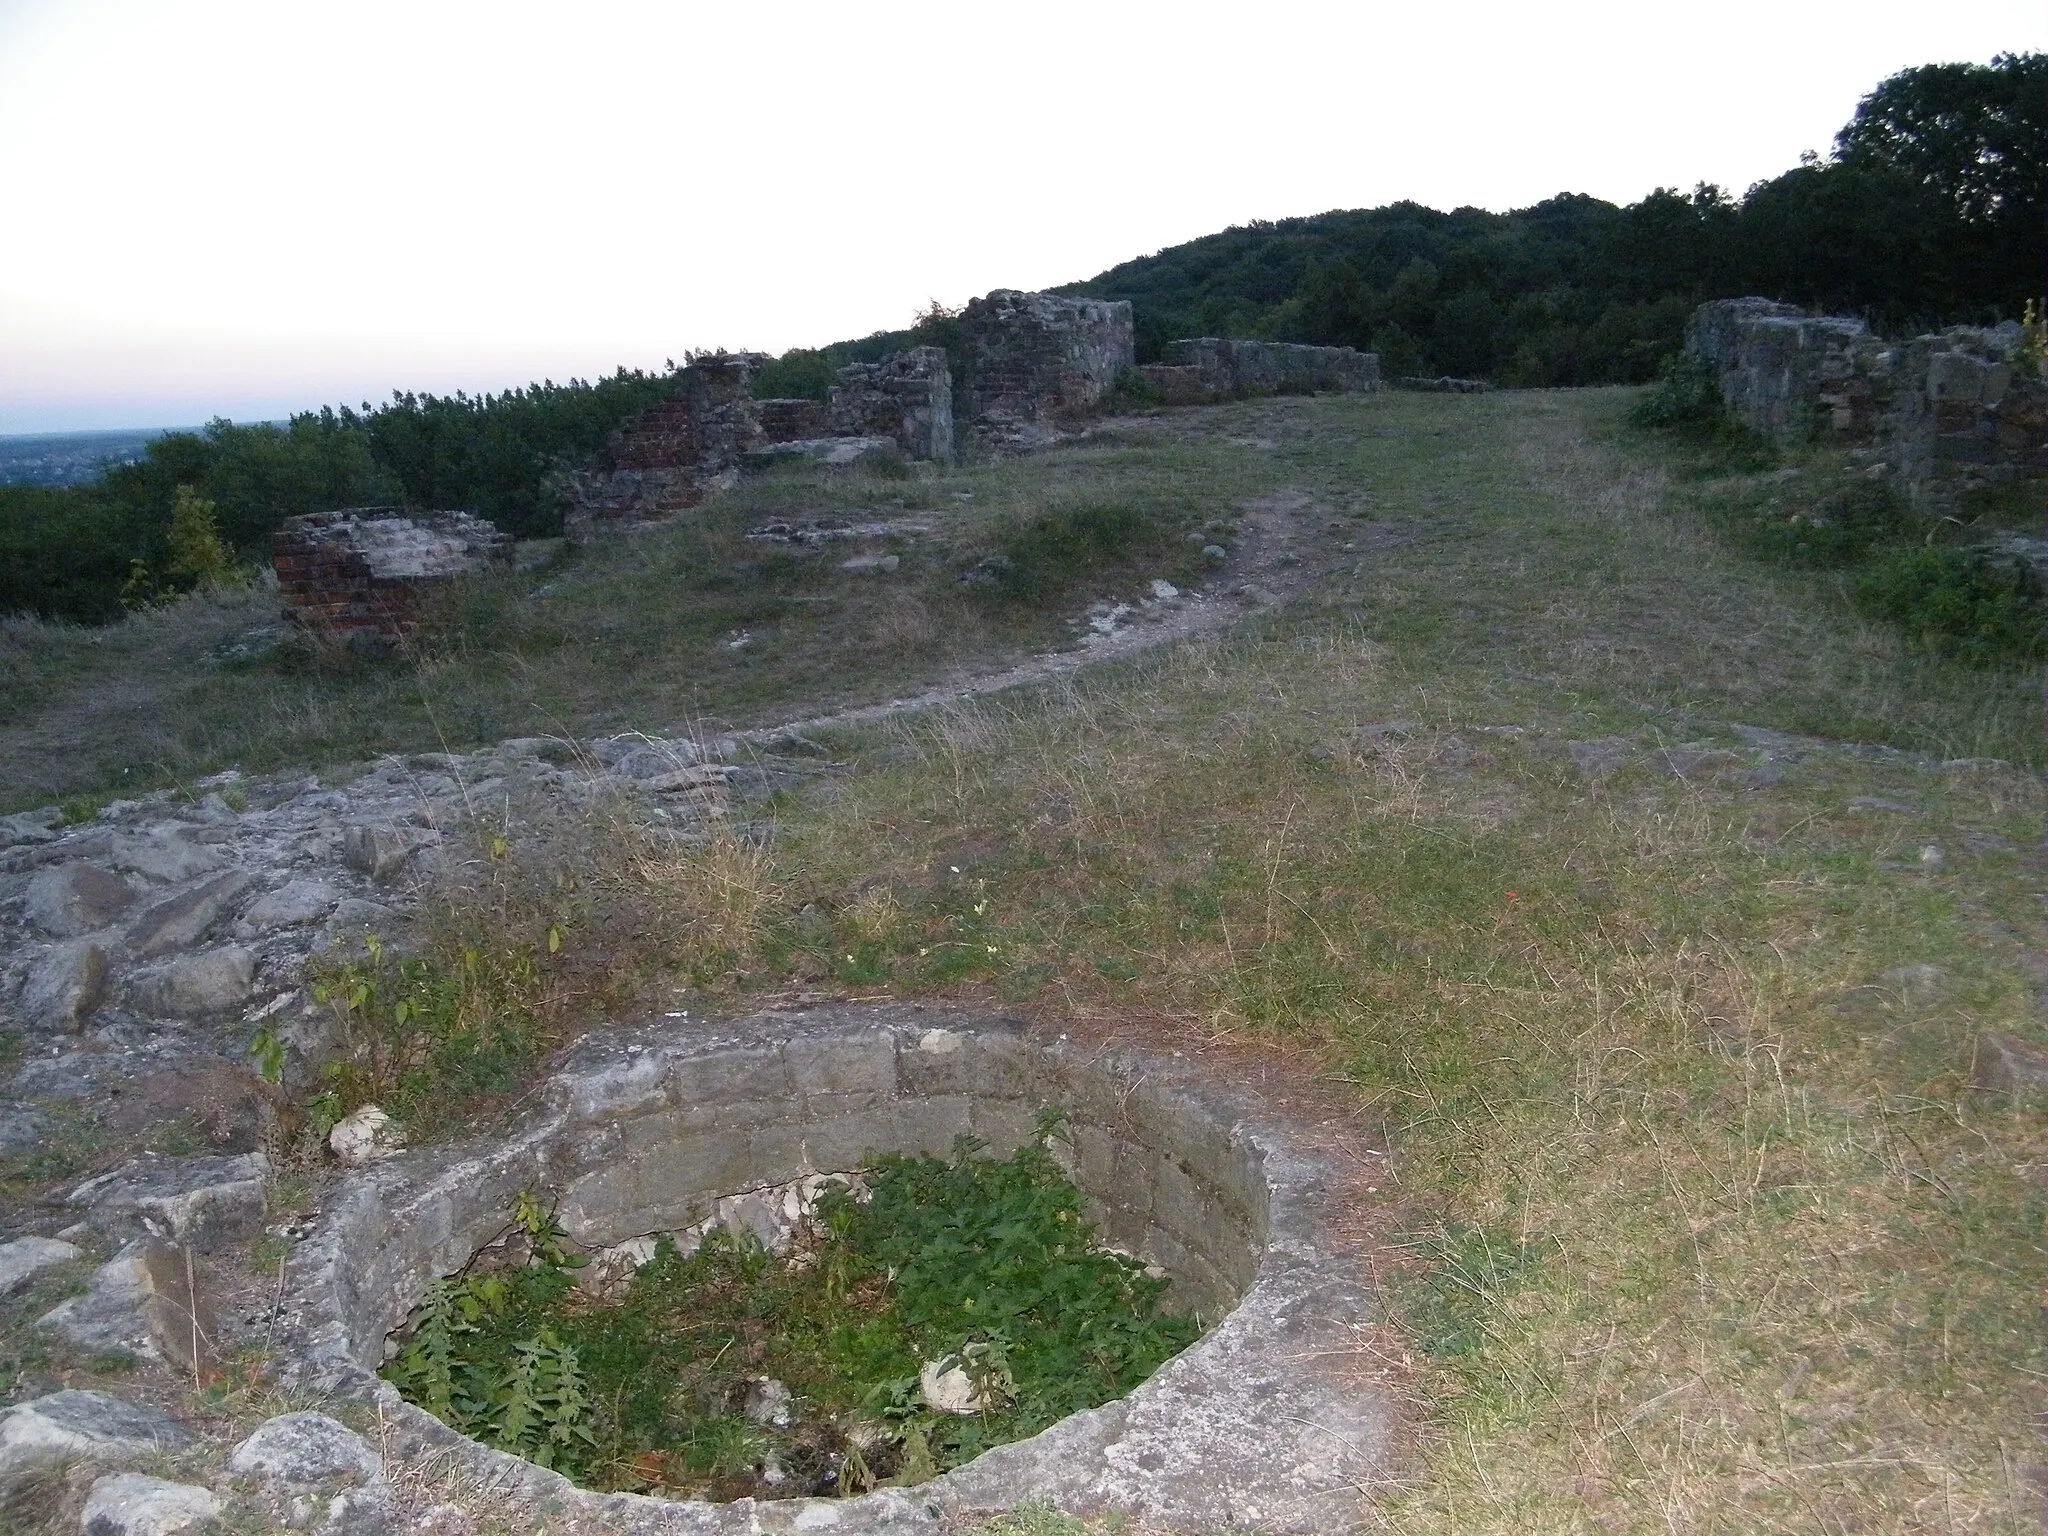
[{"x1": 1063, "y1": 52, "x2": 2046, "y2": 385}]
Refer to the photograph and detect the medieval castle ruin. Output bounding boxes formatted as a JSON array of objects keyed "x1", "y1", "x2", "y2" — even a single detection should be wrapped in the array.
[
  {"x1": 1684, "y1": 297, "x2": 2047, "y2": 500},
  {"x1": 272, "y1": 288, "x2": 1385, "y2": 640}
]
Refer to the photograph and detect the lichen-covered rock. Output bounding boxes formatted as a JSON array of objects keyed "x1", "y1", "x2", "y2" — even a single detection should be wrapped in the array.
[
  {"x1": 131, "y1": 946, "x2": 255, "y2": 1018},
  {"x1": 125, "y1": 872, "x2": 254, "y2": 958},
  {"x1": 0, "y1": 1235, "x2": 82, "y2": 1295},
  {"x1": 229, "y1": 1412, "x2": 393, "y2": 1536},
  {"x1": 22, "y1": 863, "x2": 137, "y2": 938},
  {"x1": 229, "y1": 1412, "x2": 382, "y2": 1486},
  {"x1": 36, "y1": 1238, "x2": 227, "y2": 1373},
  {"x1": 235, "y1": 878, "x2": 339, "y2": 936},
  {"x1": 0, "y1": 1391, "x2": 194, "y2": 1492},
  {"x1": 82, "y1": 1472, "x2": 223, "y2": 1536},
  {"x1": 68, "y1": 1153, "x2": 269, "y2": 1252},
  {"x1": 18, "y1": 939, "x2": 110, "y2": 1031}
]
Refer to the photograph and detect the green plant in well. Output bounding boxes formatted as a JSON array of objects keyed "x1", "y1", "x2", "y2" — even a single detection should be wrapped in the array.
[{"x1": 382, "y1": 1118, "x2": 1196, "y2": 1499}]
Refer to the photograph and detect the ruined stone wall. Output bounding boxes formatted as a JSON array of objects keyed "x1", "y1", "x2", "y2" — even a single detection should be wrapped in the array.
[
  {"x1": 828, "y1": 345, "x2": 953, "y2": 460},
  {"x1": 273, "y1": 508, "x2": 511, "y2": 649},
  {"x1": 756, "y1": 398, "x2": 831, "y2": 443},
  {"x1": 1145, "y1": 339, "x2": 1380, "y2": 402},
  {"x1": 1685, "y1": 298, "x2": 2048, "y2": 493},
  {"x1": 567, "y1": 353, "x2": 769, "y2": 537},
  {"x1": 961, "y1": 290, "x2": 1133, "y2": 425}
]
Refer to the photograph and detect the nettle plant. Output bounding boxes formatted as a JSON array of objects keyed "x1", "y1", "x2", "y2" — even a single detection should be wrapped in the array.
[{"x1": 381, "y1": 1113, "x2": 1198, "y2": 1500}]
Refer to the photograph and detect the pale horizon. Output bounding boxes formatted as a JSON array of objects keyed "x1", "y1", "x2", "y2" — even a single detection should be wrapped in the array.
[{"x1": 2, "y1": 0, "x2": 2042, "y2": 435}]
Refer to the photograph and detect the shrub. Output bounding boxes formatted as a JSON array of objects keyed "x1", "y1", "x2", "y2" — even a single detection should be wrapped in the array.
[
  {"x1": 1732, "y1": 476, "x2": 1913, "y2": 568},
  {"x1": 974, "y1": 502, "x2": 1180, "y2": 606},
  {"x1": 1852, "y1": 547, "x2": 2048, "y2": 665},
  {"x1": 1626, "y1": 354, "x2": 1728, "y2": 432}
]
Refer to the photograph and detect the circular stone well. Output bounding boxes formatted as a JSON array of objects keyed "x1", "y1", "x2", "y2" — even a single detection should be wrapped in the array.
[{"x1": 277, "y1": 1005, "x2": 1394, "y2": 1533}]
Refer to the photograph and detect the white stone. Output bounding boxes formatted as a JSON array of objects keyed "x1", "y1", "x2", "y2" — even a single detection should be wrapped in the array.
[
  {"x1": 83, "y1": 1472, "x2": 222, "y2": 1536},
  {"x1": 328, "y1": 1106, "x2": 403, "y2": 1167},
  {"x1": 0, "y1": 1236, "x2": 81, "y2": 1296},
  {"x1": 917, "y1": 1028, "x2": 962, "y2": 1055},
  {"x1": 1150, "y1": 579, "x2": 1180, "y2": 600},
  {"x1": 744, "y1": 1377, "x2": 794, "y2": 1427},
  {"x1": 920, "y1": 1352, "x2": 995, "y2": 1415}
]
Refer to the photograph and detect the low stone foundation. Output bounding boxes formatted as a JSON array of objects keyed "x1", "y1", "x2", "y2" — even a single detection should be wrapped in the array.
[
  {"x1": 1686, "y1": 298, "x2": 2048, "y2": 498},
  {"x1": 275, "y1": 1005, "x2": 1392, "y2": 1533},
  {"x1": 271, "y1": 508, "x2": 511, "y2": 650},
  {"x1": 1143, "y1": 339, "x2": 1380, "y2": 402}
]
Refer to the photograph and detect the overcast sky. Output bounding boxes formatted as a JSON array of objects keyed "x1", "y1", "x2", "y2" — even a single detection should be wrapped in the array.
[{"x1": 1, "y1": 0, "x2": 2040, "y2": 433}]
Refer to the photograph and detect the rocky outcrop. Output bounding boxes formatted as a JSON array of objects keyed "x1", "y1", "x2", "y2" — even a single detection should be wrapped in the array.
[
  {"x1": 273, "y1": 508, "x2": 512, "y2": 652},
  {"x1": 0, "y1": 734, "x2": 777, "y2": 1161},
  {"x1": 1685, "y1": 298, "x2": 2048, "y2": 499},
  {"x1": 1142, "y1": 339, "x2": 1380, "y2": 403}
]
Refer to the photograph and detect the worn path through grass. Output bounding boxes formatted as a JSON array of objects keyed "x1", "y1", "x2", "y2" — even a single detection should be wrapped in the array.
[{"x1": 650, "y1": 387, "x2": 2044, "y2": 1532}]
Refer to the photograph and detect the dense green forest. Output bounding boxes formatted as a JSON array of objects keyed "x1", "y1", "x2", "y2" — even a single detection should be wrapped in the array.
[
  {"x1": 1067, "y1": 53, "x2": 2044, "y2": 381},
  {"x1": 2, "y1": 53, "x2": 2038, "y2": 624}
]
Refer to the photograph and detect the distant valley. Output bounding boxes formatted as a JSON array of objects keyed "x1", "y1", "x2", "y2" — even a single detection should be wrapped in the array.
[{"x1": 0, "y1": 427, "x2": 184, "y2": 486}]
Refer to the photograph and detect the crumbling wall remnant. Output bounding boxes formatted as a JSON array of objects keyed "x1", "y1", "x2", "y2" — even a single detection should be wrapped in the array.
[
  {"x1": 829, "y1": 345, "x2": 953, "y2": 461},
  {"x1": 1685, "y1": 298, "x2": 2048, "y2": 494},
  {"x1": 273, "y1": 508, "x2": 511, "y2": 649},
  {"x1": 962, "y1": 290, "x2": 1133, "y2": 427},
  {"x1": 1142, "y1": 340, "x2": 1380, "y2": 403},
  {"x1": 567, "y1": 353, "x2": 770, "y2": 537}
]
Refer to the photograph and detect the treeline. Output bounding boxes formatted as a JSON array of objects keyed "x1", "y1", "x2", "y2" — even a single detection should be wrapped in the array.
[
  {"x1": 1, "y1": 370, "x2": 679, "y2": 623},
  {"x1": 1064, "y1": 54, "x2": 2045, "y2": 384}
]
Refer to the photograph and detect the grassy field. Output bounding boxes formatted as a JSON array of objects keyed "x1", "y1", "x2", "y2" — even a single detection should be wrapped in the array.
[{"x1": 9, "y1": 386, "x2": 2046, "y2": 1531}]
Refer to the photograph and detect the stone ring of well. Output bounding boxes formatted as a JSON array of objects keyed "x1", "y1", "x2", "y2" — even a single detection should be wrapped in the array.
[{"x1": 276, "y1": 1004, "x2": 1396, "y2": 1533}]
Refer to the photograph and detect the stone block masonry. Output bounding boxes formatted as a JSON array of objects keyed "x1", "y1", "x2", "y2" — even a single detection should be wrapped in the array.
[
  {"x1": 1143, "y1": 339, "x2": 1380, "y2": 402},
  {"x1": 961, "y1": 289, "x2": 1133, "y2": 426},
  {"x1": 829, "y1": 344, "x2": 953, "y2": 461},
  {"x1": 272, "y1": 507, "x2": 511, "y2": 650},
  {"x1": 1685, "y1": 297, "x2": 2048, "y2": 498},
  {"x1": 566, "y1": 352, "x2": 771, "y2": 538}
]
